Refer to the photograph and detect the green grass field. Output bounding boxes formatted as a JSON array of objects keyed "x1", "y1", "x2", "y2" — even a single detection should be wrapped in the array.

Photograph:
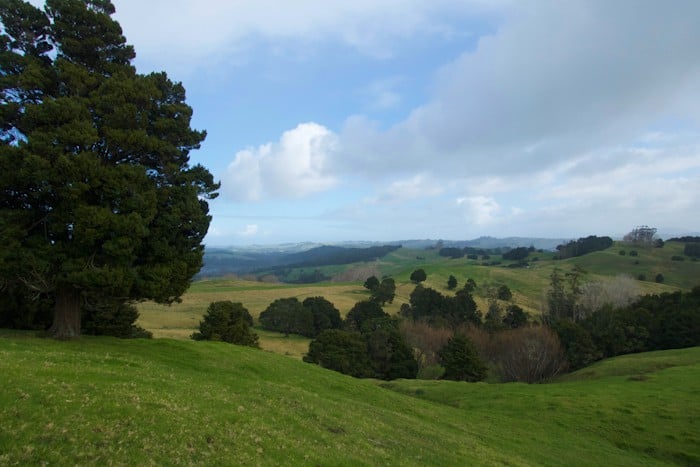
[{"x1": 1, "y1": 330, "x2": 698, "y2": 465}]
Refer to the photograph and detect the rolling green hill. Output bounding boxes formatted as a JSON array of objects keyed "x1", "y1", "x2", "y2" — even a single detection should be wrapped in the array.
[
  {"x1": 138, "y1": 241, "x2": 699, "y2": 341},
  {"x1": 1, "y1": 331, "x2": 698, "y2": 465}
]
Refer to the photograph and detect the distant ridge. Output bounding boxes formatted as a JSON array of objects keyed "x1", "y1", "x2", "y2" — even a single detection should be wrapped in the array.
[{"x1": 200, "y1": 237, "x2": 569, "y2": 278}]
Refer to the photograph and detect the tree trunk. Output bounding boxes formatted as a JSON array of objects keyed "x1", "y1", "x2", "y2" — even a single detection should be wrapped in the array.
[{"x1": 50, "y1": 288, "x2": 82, "y2": 339}]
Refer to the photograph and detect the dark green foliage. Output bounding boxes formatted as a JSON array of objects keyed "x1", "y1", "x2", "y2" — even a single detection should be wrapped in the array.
[
  {"x1": 345, "y1": 300, "x2": 388, "y2": 331},
  {"x1": 684, "y1": 243, "x2": 700, "y2": 258},
  {"x1": 410, "y1": 268, "x2": 427, "y2": 283},
  {"x1": 0, "y1": 285, "x2": 53, "y2": 330},
  {"x1": 464, "y1": 278, "x2": 477, "y2": 292},
  {"x1": 502, "y1": 247, "x2": 531, "y2": 261},
  {"x1": 671, "y1": 255, "x2": 685, "y2": 261},
  {"x1": 544, "y1": 269, "x2": 581, "y2": 323},
  {"x1": 496, "y1": 284, "x2": 512, "y2": 301},
  {"x1": 82, "y1": 301, "x2": 152, "y2": 339},
  {"x1": 191, "y1": 301, "x2": 258, "y2": 347},
  {"x1": 585, "y1": 305, "x2": 652, "y2": 357},
  {"x1": 552, "y1": 287, "x2": 700, "y2": 365},
  {"x1": 639, "y1": 287, "x2": 700, "y2": 351},
  {"x1": 304, "y1": 329, "x2": 374, "y2": 378},
  {"x1": 556, "y1": 236, "x2": 613, "y2": 259},
  {"x1": 502, "y1": 304, "x2": 528, "y2": 329},
  {"x1": 438, "y1": 247, "x2": 464, "y2": 259},
  {"x1": 629, "y1": 250, "x2": 638, "y2": 257},
  {"x1": 550, "y1": 319, "x2": 601, "y2": 370},
  {"x1": 655, "y1": 273, "x2": 664, "y2": 283},
  {"x1": 363, "y1": 276, "x2": 380, "y2": 291},
  {"x1": 484, "y1": 301, "x2": 504, "y2": 333},
  {"x1": 668, "y1": 236, "x2": 700, "y2": 242},
  {"x1": 447, "y1": 275, "x2": 457, "y2": 290},
  {"x1": 619, "y1": 250, "x2": 626, "y2": 256},
  {"x1": 0, "y1": 0, "x2": 218, "y2": 338},
  {"x1": 438, "y1": 335, "x2": 487, "y2": 382},
  {"x1": 306, "y1": 303, "x2": 417, "y2": 380},
  {"x1": 370, "y1": 277, "x2": 396, "y2": 305},
  {"x1": 363, "y1": 317, "x2": 418, "y2": 380},
  {"x1": 302, "y1": 296, "x2": 342, "y2": 336},
  {"x1": 259, "y1": 298, "x2": 314, "y2": 337},
  {"x1": 407, "y1": 285, "x2": 481, "y2": 328},
  {"x1": 283, "y1": 245, "x2": 401, "y2": 269}
]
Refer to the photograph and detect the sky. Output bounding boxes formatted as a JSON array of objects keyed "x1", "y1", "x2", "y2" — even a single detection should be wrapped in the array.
[{"x1": 32, "y1": 0, "x2": 700, "y2": 246}]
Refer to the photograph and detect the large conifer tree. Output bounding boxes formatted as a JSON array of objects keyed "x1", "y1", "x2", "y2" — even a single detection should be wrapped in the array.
[{"x1": 0, "y1": 0, "x2": 219, "y2": 337}]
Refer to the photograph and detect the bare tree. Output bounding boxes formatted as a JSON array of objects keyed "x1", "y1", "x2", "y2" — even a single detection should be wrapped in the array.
[
  {"x1": 578, "y1": 275, "x2": 641, "y2": 318},
  {"x1": 623, "y1": 226, "x2": 657, "y2": 246},
  {"x1": 399, "y1": 321, "x2": 453, "y2": 370}
]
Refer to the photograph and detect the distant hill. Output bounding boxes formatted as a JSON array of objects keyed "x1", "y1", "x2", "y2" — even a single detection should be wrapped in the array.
[
  {"x1": 199, "y1": 243, "x2": 401, "y2": 278},
  {"x1": 201, "y1": 237, "x2": 570, "y2": 278}
]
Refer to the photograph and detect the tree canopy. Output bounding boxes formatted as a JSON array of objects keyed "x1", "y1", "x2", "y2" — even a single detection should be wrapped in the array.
[{"x1": 0, "y1": 0, "x2": 218, "y2": 337}]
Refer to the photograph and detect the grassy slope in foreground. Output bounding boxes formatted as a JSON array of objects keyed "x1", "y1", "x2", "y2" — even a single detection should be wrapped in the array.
[{"x1": 1, "y1": 332, "x2": 698, "y2": 466}]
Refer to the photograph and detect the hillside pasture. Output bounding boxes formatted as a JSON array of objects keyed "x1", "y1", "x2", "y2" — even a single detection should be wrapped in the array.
[{"x1": 1, "y1": 331, "x2": 697, "y2": 465}]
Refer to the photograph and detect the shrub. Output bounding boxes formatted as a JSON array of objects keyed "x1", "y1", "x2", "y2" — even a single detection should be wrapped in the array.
[
  {"x1": 447, "y1": 275, "x2": 458, "y2": 290},
  {"x1": 671, "y1": 255, "x2": 685, "y2": 261},
  {"x1": 82, "y1": 302, "x2": 153, "y2": 339},
  {"x1": 304, "y1": 330, "x2": 373, "y2": 378},
  {"x1": 492, "y1": 327, "x2": 567, "y2": 383},
  {"x1": 496, "y1": 284, "x2": 513, "y2": 301},
  {"x1": 438, "y1": 335, "x2": 487, "y2": 382},
  {"x1": 410, "y1": 269, "x2": 427, "y2": 283},
  {"x1": 191, "y1": 301, "x2": 258, "y2": 347},
  {"x1": 655, "y1": 273, "x2": 664, "y2": 283}
]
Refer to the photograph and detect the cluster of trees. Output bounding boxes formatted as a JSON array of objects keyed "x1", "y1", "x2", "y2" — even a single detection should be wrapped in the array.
[
  {"x1": 363, "y1": 276, "x2": 396, "y2": 305},
  {"x1": 304, "y1": 300, "x2": 418, "y2": 380},
  {"x1": 623, "y1": 226, "x2": 659, "y2": 246},
  {"x1": 684, "y1": 243, "x2": 700, "y2": 258},
  {"x1": 401, "y1": 285, "x2": 482, "y2": 328},
  {"x1": 544, "y1": 270, "x2": 700, "y2": 370},
  {"x1": 502, "y1": 246, "x2": 535, "y2": 261},
  {"x1": 0, "y1": 0, "x2": 217, "y2": 338},
  {"x1": 555, "y1": 236, "x2": 613, "y2": 259},
  {"x1": 438, "y1": 246, "x2": 513, "y2": 260},
  {"x1": 258, "y1": 297, "x2": 341, "y2": 338}
]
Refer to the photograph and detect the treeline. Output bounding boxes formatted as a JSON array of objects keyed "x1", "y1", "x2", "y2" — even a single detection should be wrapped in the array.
[
  {"x1": 555, "y1": 235, "x2": 613, "y2": 259},
  {"x1": 284, "y1": 245, "x2": 401, "y2": 268},
  {"x1": 545, "y1": 274, "x2": 700, "y2": 369},
  {"x1": 438, "y1": 246, "x2": 509, "y2": 259},
  {"x1": 668, "y1": 236, "x2": 700, "y2": 243}
]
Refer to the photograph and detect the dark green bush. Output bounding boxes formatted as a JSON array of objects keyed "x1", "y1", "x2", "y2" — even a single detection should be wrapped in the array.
[
  {"x1": 191, "y1": 301, "x2": 258, "y2": 347},
  {"x1": 438, "y1": 335, "x2": 487, "y2": 382}
]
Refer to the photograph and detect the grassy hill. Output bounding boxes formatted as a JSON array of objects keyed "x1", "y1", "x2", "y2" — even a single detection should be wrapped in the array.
[{"x1": 1, "y1": 331, "x2": 698, "y2": 465}]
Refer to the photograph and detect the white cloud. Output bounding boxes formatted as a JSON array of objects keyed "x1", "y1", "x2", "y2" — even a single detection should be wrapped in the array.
[
  {"x1": 456, "y1": 196, "x2": 501, "y2": 225},
  {"x1": 371, "y1": 174, "x2": 444, "y2": 204},
  {"x1": 224, "y1": 123, "x2": 338, "y2": 201},
  {"x1": 108, "y1": 0, "x2": 497, "y2": 73},
  {"x1": 239, "y1": 224, "x2": 259, "y2": 237},
  {"x1": 336, "y1": 0, "x2": 700, "y2": 180}
]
